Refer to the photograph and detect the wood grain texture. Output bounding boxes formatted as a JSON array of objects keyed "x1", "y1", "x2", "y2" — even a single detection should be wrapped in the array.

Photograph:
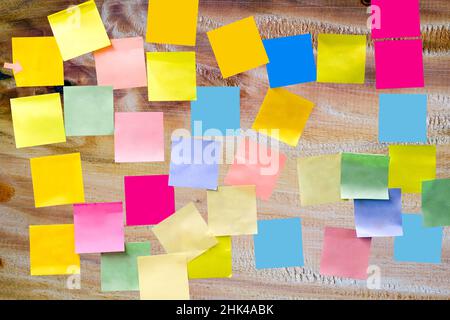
[{"x1": 0, "y1": 0, "x2": 449, "y2": 300}]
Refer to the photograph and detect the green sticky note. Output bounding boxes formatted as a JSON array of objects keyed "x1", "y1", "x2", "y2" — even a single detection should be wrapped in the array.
[
  {"x1": 64, "y1": 86, "x2": 114, "y2": 136},
  {"x1": 341, "y1": 153, "x2": 389, "y2": 200},
  {"x1": 101, "y1": 242, "x2": 151, "y2": 292},
  {"x1": 422, "y1": 178, "x2": 450, "y2": 227}
]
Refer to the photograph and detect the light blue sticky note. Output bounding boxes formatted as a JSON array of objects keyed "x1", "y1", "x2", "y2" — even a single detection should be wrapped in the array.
[
  {"x1": 394, "y1": 214, "x2": 442, "y2": 263},
  {"x1": 253, "y1": 218, "x2": 304, "y2": 269},
  {"x1": 378, "y1": 94, "x2": 427, "y2": 143}
]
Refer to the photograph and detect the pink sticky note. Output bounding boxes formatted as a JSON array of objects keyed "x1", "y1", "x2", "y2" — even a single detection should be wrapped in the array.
[
  {"x1": 124, "y1": 175, "x2": 175, "y2": 226},
  {"x1": 114, "y1": 112, "x2": 164, "y2": 163},
  {"x1": 94, "y1": 37, "x2": 147, "y2": 90},
  {"x1": 73, "y1": 202, "x2": 125, "y2": 254},
  {"x1": 375, "y1": 39, "x2": 424, "y2": 90},
  {"x1": 224, "y1": 138, "x2": 286, "y2": 200}
]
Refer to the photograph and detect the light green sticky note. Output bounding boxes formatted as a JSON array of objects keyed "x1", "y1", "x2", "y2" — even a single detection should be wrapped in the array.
[
  {"x1": 422, "y1": 178, "x2": 450, "y2": 227},
  {"x1": 63, "y1": 86, "x2": 114, "y2": 136}
]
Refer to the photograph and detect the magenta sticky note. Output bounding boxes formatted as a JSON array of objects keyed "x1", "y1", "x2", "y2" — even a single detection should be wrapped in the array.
[
  {"x1": 124, "y1": 175, "x2": 175, "y2": 226},
  {"x1": 73, "y1": 202, "x2": 125, "y2": 254}
]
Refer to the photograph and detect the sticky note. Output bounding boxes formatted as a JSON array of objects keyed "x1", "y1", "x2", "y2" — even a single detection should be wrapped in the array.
[
  {"x1": 169, "y1": 137, "x2": 221, "y2": 189},
  {"x1": 114, "y1": 112, "x2": 164, "y2": 163},
  {"x1": 146, "y1": 0, "x2": 199, "y2": 46},
  {"x1": 146, "y1": 52, "x2": 197, "y2": 101},
  {"x1": 388, "y1": 145, "x2": 436, "y2": 193},
  {"x1": 394, "y1": 214, "x2": 442, "y2": 263},
  {"x1": 30, "y1": 153, "x2": 85, "y2": 208},
  {"x1": 48, "y1": 0, "x2": 110, "y2": 61},
  {"x1": 375, "y1": 39, "x2": 424, "y2": 89},
  {"x1": 191, "y1": 87, "x2": 240, "y2": 136},
  {"x1": 317, "y1": 34, "x2": 366, "y2": 84},
  {"x1": 320, "y1": 227, "x2": 371, "y2": 280},
  {"x1": 379, "y1": 94, "x2": 427, "y2": 143},
  {"x1": 94, "y1": 37, "x2": 147, "y2": 90},
  {"x1": 10, "y1": 93, "x2": 66, "y2": 148},
  {"x1": 188, "y1": 236, "x2": 232, "y2": 279},
  {"x1": 152, "y1": 202, "x2": 218, "y2": 261},
  {"x1": 12, "y1": 37, "x2": 63, "y2": 87},
  {"x1": 422, "y1": 179, "x2": 450, "y2": 227},
  {"x1": 101, "y1": 242, "x2": 151, "y2": 291},
  {"x1": 252, "y1": 88, "x2": 314, "y2": 147},
  {"x1": 207, "y1": 186, "x2": 257, "y2": 236},
  {"x1": 73, "y1": 202, "x2": 124, "y2": 254},
  {"x1": 253, "y1": 218, "x2": 304, "y2": 269},
  {"x1": 263, "y1": 34, "x2": 316, "y2": 87},
  {"x1": 64, "y1": 86, "x2": 114, "y2": 136},
  {"x1": 207, "y1": 16, "x2": 269, "y2": 78},
  {"x1": 124, "y1": 175, "x2": 175, "y2": 226},
  {"x1": 341, "y1": 153, "x2": 389, "y2": 200},
  {"x1": 29, "y1": 224, "x2": 80, "y2": 276}
]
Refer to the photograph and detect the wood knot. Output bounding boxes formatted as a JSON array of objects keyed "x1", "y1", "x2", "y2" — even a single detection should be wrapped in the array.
[
  {"x1": 0, "y1": 182, "x2": 15, "y2": 202},
  {"x1": 361, "y1": 0, "x2": 371, "y2": 6}
]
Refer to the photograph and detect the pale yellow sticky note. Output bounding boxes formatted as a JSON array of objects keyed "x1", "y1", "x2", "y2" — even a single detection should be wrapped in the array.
[
  {"x1": 48, "y1": 0, "x2": 110, "y2": 61},
  {"x1": 207, "y1": 186, "x2": 257, "y2": 236},
  {"x1": 252, "y1": 88, "x2": 314, "y2": 147},
  {"x1": 12, "y1": 37, "x2": 64, "y2": 87},
  {"x1": 29, "y1": 224, "x2": 80, "y2": 276},
  {"x1": 297, "y1": 154, "x2": 342, "y2": 206},
  {"x1": 137, "y1": 254, "x2": 189, "y2": 300},
  {"x1": 389, "y1": 145, "x2": 436, "y2": 193},
  {"x1": 146, "y1": 52, "x2": 197, "y2": 101},
  {"x1": 152, "y1": 202, "x2": 217, "y2": 260},
  {"x1": 146, "y1": 0, "x2": 199, "y2": 46},
  {"x1": 10, "y1": 93, "x2": 66, "y2": 148}
]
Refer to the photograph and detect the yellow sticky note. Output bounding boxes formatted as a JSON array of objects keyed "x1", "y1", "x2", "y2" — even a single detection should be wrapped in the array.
[
  {"x1": 30, "y1": 153, "x2": 85, "y2": 208},
  {"x1": 317, "y1": 34, "x2": 366, "y2": 84},
  {"x1": 252, "y1": 88, "x2": 314, "y2": 147},
  {"x1": 138, "y1": 254, "x2": 189, "y2": 300},
  {"x1": 207, "y1": 16, "x2": 269, "y2": 78},
  {"x1": 297, "y1": 154, "x2": 342, "y2": 206},
  {"x1": 29, "y1": 224, "x2": 80, "y2": 276},
  {"x1": 152, "y1": 202, "x2": 217, "y2": 261},
  {"x1": 12, "y1": 37, "x2": 64, "y2": 87},
  {"x1": 146, "y1": 52, "x2": 197, "y2": 101},
  {"x1": 146, "y1": 0, "x2": 199, "y2": 46},
  {"x1": 10, "y1": 93, "x2": 66, "y2": 148},
  {"x1": 48, "y1": 0, "x2": 110, "y2": 61},
  {"x1": 207, "y1": 186, "x2": 257, "y2": 236},
  {"x1": 188, "y1": 236, "x2": 232, "y2": 279},
  {"x1": 388, "y1": 145, "x2": 436, "y2": 193}
]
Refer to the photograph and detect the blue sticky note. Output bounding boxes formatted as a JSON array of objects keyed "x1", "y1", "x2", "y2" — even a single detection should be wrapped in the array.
[
  {"x1": 263, "y1": 34, "x2": 316, "y2": 88},
  {"x1": 394, "y1": 214, "x2": 442, "y2": 263},
  {"x1": 191, "y1": 87, "x2": 240, "y2": 136},
  {"x1": 253, "y1": 218, "x2": 304, "y2": 269},
  {"x1": 378, "y1": 94, "x2": 427, "y2": 143}
]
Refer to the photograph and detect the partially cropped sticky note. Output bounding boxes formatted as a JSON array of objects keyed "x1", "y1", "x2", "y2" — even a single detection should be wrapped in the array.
[
  {"x1": 422, "y1": 179, "x2": 450, "y2": 227},
  {"x1": 207, "y1": 186, "x2": 257, "y2": 236},
  {"x1": 389, "y1": 145, "x2": 436, "y2": 193},
  {"x1": 252, "y1": 88, "x2": 314, "y2": 147},
  {"x1": 152, "y1": 202, "x2": 218, "y2": 261},
  {"x1": 11, "y1": 93, "x2": 66, "y2": 148},
  {"x1": 29, "y1": 224, "x2": 80, "y2": 276},
  {"x1": 48, "y1": 0, "x2": 110, "y2": 61},
  {"x1": 317, "y1": 34, "x2": 366, "y2": 84},
  {"x1": 146, "y1": 0, "x2": 199, "y2": 46},
  {"x1": 146, "y1": 52, "x2": 196, "y2": 101},
  {"x1": 138, "y1": 254, "x2": 189, "y2": 300},
  {"x1": 12, "y1": 37, "x2": 63, "y2": 87},
  {"x1": 207, "y1": 16, "x2": 269, "y2": 78},
  {"x1": 30, "y1": 153, "x2": 85, "y2": 208},
  {"x1": 188, "y1": 236, "x2": 232, "y2": 279}
]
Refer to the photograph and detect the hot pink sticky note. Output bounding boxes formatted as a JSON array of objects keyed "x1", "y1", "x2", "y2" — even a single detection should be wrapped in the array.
[
  {"x1": 73, "y1": 202, "x2": 125, "y2": 254},
  {"x1": 94, "y1": 37, "x2": 147, "y2": 90},
  {"x1": 124, "y1": 175, "x2": 175, "y2": 226},
  {"x1": 375, "y1": 39, "x2": 424, "y2": 89},
  {"x1": 114, "y1": 112, "x2": 164, "y2": 163}
]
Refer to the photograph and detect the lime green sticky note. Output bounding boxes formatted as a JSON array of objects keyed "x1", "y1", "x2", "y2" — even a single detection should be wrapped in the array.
[{"x1": 422, "y1": 179, "x2": 450, "y2": 227}]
